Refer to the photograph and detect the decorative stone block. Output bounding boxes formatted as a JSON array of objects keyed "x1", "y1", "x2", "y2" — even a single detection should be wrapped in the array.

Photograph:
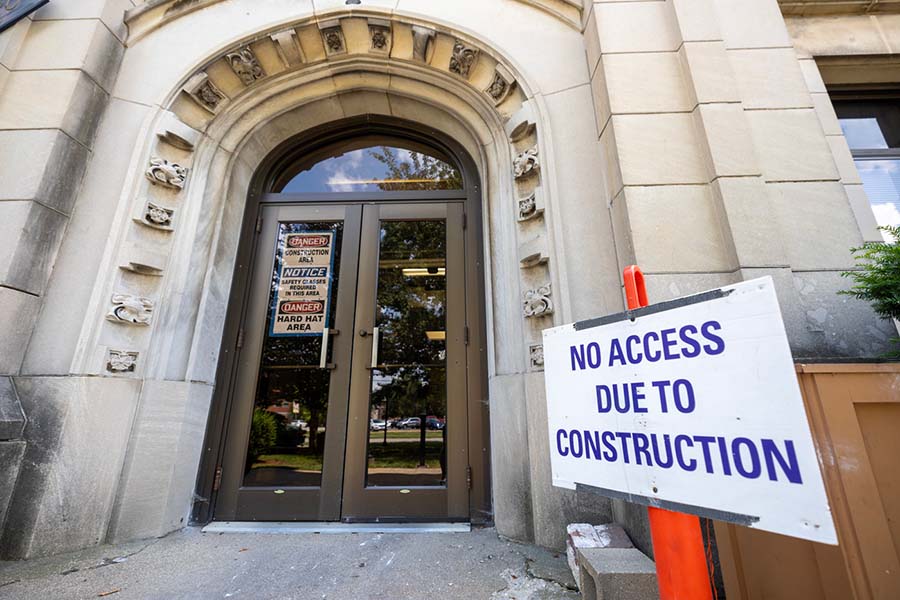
[
  {"x1": 136, "y1": 201, "x2": 174, "y2": 231},
  {"x1": 513, "y1": 146, "x2": 539, "y2": 180},
  {"x1": 106, "y1": 294, "x2": 154, "y2": 326},
  {"x1": 183, "y1": 72, "x2": 226, "y2": 114},
  {"x1": 518, "y1": 187, "x2": 545, "y2": 222},
  {"x1": 485, "y1": 64, "x2": 516, "y2": 105},
  {"x1": 106, "y1": 349, "x2": 138, "y2": 373},
  {"x1": 523, "y1": 283, "x2": 553, "y2": 318},
  {"x1": 449, "y1": 39, "x2": 478, "y2": 78},
  {"x1": 226, "y1": 46, "x2": 265, "y2": 86},
  {"x1": 319, "y1": 21, "x2": 346, "y2": 55},
  {"x1": 368, "y1": 19, "x2": 391, "y2": 53},
  {"x1": 145, "y1": 157, "x2": 188, "y2": 190},
  {"x1": 529, "y1": 344, "x2": 544, "y2": 370}
]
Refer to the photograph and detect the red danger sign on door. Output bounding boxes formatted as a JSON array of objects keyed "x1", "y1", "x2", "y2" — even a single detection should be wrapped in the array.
[{"x1": 270, "y1": 230, "x2": 335, "y2": 336}]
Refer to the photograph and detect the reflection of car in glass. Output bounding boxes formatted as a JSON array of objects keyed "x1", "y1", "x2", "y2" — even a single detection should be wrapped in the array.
[
  {"x1": 425, "y1": 417, "x2": 445, "y2": 430},
  {"x1": 369, "y1": 419, "x2": 387, "y2": 431},
  {"x1": 397, "y1": 417, "x2": 421, "y2": 429},
  {"x1": 287, "y1": 420, "x2": 308, "y2": 430}
]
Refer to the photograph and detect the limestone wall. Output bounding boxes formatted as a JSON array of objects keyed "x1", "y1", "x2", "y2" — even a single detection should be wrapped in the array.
[{"x1": 0, "y1": 0, "x2": 896, "y2": 561}]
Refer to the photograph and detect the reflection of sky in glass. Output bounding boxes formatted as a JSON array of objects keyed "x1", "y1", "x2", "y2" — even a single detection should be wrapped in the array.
[
  {"x1": 856, "y1": 158, "x2": 900, "y2": 238},
  {"x1": 282, "y1": 147, "x2": 456, "y2": 193},
  {"x1": 840, "y1": 118, "x2": 889, "y2": 150}
]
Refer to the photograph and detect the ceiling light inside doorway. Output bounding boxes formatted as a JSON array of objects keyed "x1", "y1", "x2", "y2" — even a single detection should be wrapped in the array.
[{"x1": 402, "y1": 267, "x2": 446, "y2": 277}]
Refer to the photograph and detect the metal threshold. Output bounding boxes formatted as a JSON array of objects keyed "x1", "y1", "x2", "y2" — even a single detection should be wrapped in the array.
[{"x1": 202, "y1": 522, "x2": 471, "y2": 534}]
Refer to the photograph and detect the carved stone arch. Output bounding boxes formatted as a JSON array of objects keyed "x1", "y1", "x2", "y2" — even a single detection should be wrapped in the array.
[{"x1": 76, "y1": 6, "x2": 581, "y2": 547}]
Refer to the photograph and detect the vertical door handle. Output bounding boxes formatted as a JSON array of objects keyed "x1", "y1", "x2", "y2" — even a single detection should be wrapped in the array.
[
  {"x1": 320, "y1": 327, "x2": 331, "y2": 369},
  {"x1": 370, "y1": 326, "x2": 380, "y2": 369}
]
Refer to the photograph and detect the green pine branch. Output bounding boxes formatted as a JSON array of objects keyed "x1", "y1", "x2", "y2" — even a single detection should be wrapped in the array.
[{"x1": 840, "y1": 225, "x2": 900, "y2": 357}]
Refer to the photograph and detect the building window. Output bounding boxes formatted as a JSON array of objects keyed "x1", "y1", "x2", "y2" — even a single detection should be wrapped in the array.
[{"x1": 832, "y1": 97, "x2": 900, "y2": 238}]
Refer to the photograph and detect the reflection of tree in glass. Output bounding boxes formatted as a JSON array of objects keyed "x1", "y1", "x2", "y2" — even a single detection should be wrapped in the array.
[
  {"x1": 248, "y1": 221, "x2": 344, "y2": 460},
  {"x1": 369, "y1": 220, "x2": 448, "y2": 420},
  {"x1": 369, "y1": 147, "x2": 462, "y2": 190}
]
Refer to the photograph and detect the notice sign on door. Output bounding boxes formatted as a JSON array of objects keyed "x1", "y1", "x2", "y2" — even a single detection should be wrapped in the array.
[
  {"x1": 542, "y1": 277, "x2": 837, "y2": 544},
  {"x1": 270, "y1": 231, "x2": 335, "y2": 337}
]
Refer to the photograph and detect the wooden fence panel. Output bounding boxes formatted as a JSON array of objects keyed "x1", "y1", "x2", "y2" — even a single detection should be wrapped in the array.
[{"x1": 715, "y1": 364, "x2": 900, "y2": 600}]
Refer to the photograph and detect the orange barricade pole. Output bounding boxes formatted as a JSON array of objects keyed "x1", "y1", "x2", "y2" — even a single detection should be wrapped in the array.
[{"x1": 623, "y1": 265, "x2": 714, "y2": 600}]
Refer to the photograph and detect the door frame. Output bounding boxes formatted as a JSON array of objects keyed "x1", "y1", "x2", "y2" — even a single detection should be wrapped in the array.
[{"x1": 192, "y1": 115, "x2": 491, "y2": 525}]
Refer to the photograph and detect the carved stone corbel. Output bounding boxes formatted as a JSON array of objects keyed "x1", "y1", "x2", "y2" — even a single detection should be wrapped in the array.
[
  {"x1": 449, "y1": 40, "x2": 479, "y2": 78},
  {"x1": 146, "y1": 157, "x2": 188, "y2": 190},
  {"x1": 518, "y1": 187, "x2": 545, "y2": 222},
  {"x1": 513, "y1": 146, "x2": 539, "y2": 180},
  {"x1": 485, "y1": 64, "x2": 516, "y2": 105},
  {"x1": 523, "y1": 283, "x2": 553, "y2": 318},
  {"x1": 119, "y1": 243, "x2": 167, "y2": 276},
  {"x1": 319, "y1": 20, "x2": 346, "y2": 55},
  {"x1": 411, "y1": 26, "x2": 435, "y2": 62},
  {"x1": 226, "y1": 46, "x2": 265, "y2": 86},
  {"x1": 107, "y1": 349, "x2": 139, "y2": 374},
  {"x1": 156, "y1": 112, "x2": 201, "y2": 151},
  {"x1": 136, "y1": 201, "x2": 174, "y2": 231},
  {"x1": 183, "y1": 72, "x2": 226, "y2": 114},
  {"x1": 107, "y1": 294, "x2": 154, "y2": 326},
  {"x1": 505, "y1": 100, "x2": 537, "y2": 142},
  {"x1": 518, "y1": 236, "x2": 549, "y2": 268},
  {"x1": 270, "y1": 29, "x2": 305, "y2": 67},
  {"x1": 529, "y1": 344, "x2": 545, "y2": 370},
  {"x1": 368, "y1": 18, "x2": 391, "y2": 53}
]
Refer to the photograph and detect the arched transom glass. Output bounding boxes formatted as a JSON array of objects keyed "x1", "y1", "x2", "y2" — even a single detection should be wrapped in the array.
[{"x1": 275, "y1": 141, "x2": 464, "y2": 193}]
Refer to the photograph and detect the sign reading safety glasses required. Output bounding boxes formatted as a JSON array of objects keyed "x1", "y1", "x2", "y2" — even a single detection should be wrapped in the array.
[
  {"x1": 270, "y1": 230, "x2": 335, "y2": 337},
  {"x1": 542, "y1": 277, "x2": 837, "y2": 544}
]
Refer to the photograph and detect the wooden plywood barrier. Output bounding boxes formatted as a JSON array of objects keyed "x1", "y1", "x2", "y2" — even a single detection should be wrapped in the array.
[{"x1": 715, "y1": 364, "x2": 900, "y2": 600}]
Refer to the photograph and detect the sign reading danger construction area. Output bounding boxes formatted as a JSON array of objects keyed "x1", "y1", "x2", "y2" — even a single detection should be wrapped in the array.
[
  {"x1": 542, "y1": 277, "x2": 837, "y2": 544},
  {"x1": 270, "y1": 231, "x2": 335, "y2": 337}
]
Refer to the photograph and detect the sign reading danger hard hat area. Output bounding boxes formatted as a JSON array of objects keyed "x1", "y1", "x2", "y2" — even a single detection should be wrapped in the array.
[{"x1": 270, "y1": 231, "x2": 335, "y2": 337}]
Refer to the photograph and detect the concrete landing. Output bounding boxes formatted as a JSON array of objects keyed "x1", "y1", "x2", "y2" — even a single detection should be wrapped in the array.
[{"x1": 0, "y1": 526, "x2": 580, "y2": 600}]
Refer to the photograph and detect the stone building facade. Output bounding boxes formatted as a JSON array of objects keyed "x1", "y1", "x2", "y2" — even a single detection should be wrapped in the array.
[{"x1": 0, "y1": 0, "x2": 897, "y2": 561}]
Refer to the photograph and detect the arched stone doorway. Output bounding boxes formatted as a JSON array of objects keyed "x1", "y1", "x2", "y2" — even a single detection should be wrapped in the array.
[
  {"x1": 198, "y1": 115, "x2": 491, "y2": 524},
  {"x1": 92, "y1": 10, "x2": 566, "y2": 544},
  {"x1": 6, "y1": 3, "x2": 624, "y2": 558}
]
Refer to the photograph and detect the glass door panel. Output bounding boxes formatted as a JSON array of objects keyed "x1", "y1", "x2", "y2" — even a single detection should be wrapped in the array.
[
  {"x1": 366, "y1": 219, "x2": 448, "y2": 488},
  {"x1": 243, "y1": 220, "x2": 344, "y2": 489},
  {"x1": 341, "y1": 203, "x2": 468, "y2": 521},
  {"x1": 216, "y1": 204, "x2": 362, "y2": 522}
]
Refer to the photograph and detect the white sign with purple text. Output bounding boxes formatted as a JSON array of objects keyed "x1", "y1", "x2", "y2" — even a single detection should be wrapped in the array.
[{"x1": 542, "y1": 277, "x2": 837, "y2": 544}]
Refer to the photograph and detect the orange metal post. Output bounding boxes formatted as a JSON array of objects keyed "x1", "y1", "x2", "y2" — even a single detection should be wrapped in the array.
[{"x1": 623, "y1": 265, "x2": 714, "y2": 600}]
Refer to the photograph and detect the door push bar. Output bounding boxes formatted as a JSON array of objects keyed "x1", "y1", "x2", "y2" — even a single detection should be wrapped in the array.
[
  {"x1": 319, "y1": 328, "x2": 339, "y2": 370},
  {"x1": 359, "y1": 327, "x2": 381, "y2": 370}
]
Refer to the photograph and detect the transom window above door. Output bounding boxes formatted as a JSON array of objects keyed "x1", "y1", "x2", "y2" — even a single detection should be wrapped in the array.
[{"x1": 275, "y1": 140, "x2": 463, "y2": 193}]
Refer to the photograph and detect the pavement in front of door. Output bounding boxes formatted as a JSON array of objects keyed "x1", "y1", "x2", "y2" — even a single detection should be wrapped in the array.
[{"x1": 0, "y1": 527, "x2": 581, "y2": 600}]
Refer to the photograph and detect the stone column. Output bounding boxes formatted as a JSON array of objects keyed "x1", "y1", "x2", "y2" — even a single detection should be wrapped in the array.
[
  {"x1": 0, "y1": 1, "x2": 127, "y2": 374},
  {"x1": 584, "y1": 0, "x2": 896, "y2": 552},
  {"x1": 0, "y1": 0, "x2": 133, "y2": 559}
]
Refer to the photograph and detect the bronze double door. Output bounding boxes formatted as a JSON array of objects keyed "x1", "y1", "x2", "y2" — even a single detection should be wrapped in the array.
[{"x1": 216, "y1": 200, "x2": 470, "y2": 522}]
